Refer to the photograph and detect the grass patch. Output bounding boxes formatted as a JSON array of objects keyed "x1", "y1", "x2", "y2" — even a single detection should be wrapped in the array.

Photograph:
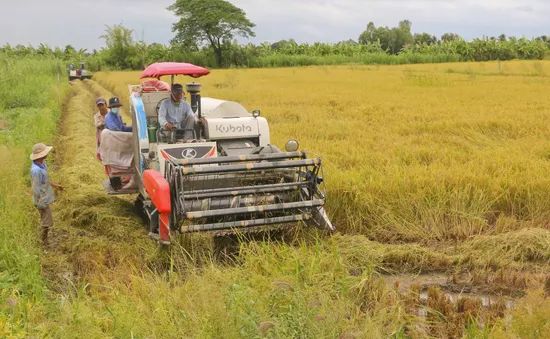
[{"x1": 0, "y1": 54, "x2": 68, "y2": 336}]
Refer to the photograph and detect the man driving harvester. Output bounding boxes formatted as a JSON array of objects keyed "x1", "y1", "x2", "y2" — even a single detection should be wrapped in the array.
[{"x1": 158, "y1": 83, "x2": 204, "y2": 140}]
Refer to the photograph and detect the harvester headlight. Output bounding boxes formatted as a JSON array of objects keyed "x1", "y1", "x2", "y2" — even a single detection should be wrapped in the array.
[
  {"x1": 252, "y1": 109, "x2": 261, "y2": 117},
  {"x1": 285, "y1": 139, "x2": 299, "y2": 152}
]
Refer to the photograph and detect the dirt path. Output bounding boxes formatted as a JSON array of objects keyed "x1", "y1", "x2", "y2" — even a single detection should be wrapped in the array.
[{"x1": 40, "y1": 80, "x2": 160, "y2": 294}]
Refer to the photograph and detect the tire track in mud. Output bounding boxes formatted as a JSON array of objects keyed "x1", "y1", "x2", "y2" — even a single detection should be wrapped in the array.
[{"x1": 41, "y1": 80, "x2": 162, "y2": 294}]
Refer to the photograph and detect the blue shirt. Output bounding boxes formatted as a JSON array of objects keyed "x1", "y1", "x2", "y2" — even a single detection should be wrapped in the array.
[
  {"x1": 105, "y1": 111, "x2": 132, "y2": 132},
  {"x1": 158, "y1": 99, "x2": 196, "y2": 128},
  {"x1": 31, "y1": 161, "x2": 54, "y2": 209}
]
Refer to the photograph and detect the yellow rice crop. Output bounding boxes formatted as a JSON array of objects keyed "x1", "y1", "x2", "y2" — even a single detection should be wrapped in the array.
[{"x1": 95, "y1": 60, "x2": 550, "y2": 242}]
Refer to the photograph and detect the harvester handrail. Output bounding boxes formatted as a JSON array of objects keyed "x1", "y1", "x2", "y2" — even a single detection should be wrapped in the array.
[
  {"x1": 185, "y1": 199, "x2": 325, "y2": 219},
  {"x1": 182, "y1": 213, "x2": 312, "y2": 233},
  {"x1": 183, "y1": 181, "x2": 310, "y2": 199},
  {"x1": 174, "y1": 151, "x2": 306, "y2": 166},
  {"x1": 176, "y1": 158, "x2": 321, "y2": 175}
]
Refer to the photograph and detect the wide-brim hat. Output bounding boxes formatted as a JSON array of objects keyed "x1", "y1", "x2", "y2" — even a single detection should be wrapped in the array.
[
  {"x1": 30, "y1": 143, "x2": 53, "y2": 160},
  {"x1": 108, "y1": 96, "x2": 123, "y2": 108}
]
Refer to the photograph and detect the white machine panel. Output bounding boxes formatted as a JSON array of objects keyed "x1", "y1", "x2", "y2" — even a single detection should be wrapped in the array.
[
  {"x1": 256, "y1": 117, "x2": 270, "y2": 145},
  {"x1": 205, "y1": 117, "x2": 260, "y2": 140},
  {"x1": 140, "y1": 92, "x2": 170, "y2": 118}
]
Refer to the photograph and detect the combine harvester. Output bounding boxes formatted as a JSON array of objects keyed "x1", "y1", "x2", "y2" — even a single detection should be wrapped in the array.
[
  {"x1": 67, "y1": 62, "x2": 93, "y2": 81},
  {"x1": 100, "y1": 62, "x2": 334, "y2": 245}
]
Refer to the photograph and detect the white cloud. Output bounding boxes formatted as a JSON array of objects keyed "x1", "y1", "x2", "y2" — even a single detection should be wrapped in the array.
[{"x1": 0, "y1": 0, "x2": 549, "y2": 50}]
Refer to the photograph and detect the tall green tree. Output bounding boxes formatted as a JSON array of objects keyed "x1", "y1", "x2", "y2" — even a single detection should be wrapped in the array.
[
  {"x1": 414, "y1": 32, "x2": 437, "y2": 45},
  {"x1": 394, "y1": 20, "x2": 414, "y2": 53},
  {"x1": 359, "y1": 20, "x2": 413, "y2": 54},
  {"x1": 441, "y1": 33, "x2": 461, "y2": 42},
  {"x1": 100, "y1": 23, "x2": 141, "y2": 69},
  {"x1": 168, "y1": 0, "x2": 256, "y2": 67}
]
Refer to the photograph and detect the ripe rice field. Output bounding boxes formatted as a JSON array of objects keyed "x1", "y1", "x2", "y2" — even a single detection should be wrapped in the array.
[
  {"x1": 97, "y1": 60, "x2": 550, "y2": 243},
  {"x1": 2, "y1": 58, "x2": 550, "y2": 338},
  {"x1": 94, "y1": 61, "x2": 550, "y2": 337}
]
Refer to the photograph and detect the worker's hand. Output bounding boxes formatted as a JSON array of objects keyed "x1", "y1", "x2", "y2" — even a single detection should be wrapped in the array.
[
  {"x1": 165, "y1": 123, "x2": 174, "y2": 131},
  {"x1": 198, "y1": 118, "x2": 206, "y2": 125}
]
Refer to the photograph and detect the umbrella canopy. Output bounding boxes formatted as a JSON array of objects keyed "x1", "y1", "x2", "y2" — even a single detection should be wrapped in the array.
[{"x1": 140, "y1": 62, "x2": 210, "y2": 79}]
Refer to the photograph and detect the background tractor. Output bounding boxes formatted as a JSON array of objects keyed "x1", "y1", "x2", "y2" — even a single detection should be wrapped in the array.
[{"x1": 67, "y1": 62, "x2": 93, "y2": 81}]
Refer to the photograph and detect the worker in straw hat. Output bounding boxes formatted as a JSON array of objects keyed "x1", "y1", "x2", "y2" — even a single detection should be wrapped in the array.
[{"x1": 30, "y1": 143, "x2": 65, "y2": 244}]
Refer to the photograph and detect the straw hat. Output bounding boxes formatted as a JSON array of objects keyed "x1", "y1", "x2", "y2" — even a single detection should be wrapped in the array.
[{"x1": 30, "y1": 143, "x2": 53, "y2": 160}]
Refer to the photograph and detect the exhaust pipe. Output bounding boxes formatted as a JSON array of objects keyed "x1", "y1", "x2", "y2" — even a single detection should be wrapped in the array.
[{"x1": 186, "y1": 82, "x2": 202, "y2": 119}]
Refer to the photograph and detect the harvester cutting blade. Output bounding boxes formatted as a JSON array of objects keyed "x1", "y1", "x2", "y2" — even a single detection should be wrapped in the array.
[{"x1": 165, "y1": 151, "x2": 334, "y2": 234}]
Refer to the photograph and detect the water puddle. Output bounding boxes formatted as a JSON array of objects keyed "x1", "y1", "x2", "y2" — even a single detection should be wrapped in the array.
[
  {"x1": 381, "y1": 272, "x2": 449, "y2": 292},
  {"x1": 381, "y1": 273, "x2": 518, "y2": 317}
]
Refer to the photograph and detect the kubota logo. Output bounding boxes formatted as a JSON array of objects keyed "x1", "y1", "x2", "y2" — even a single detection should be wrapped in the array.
[
  {"x1": 181, "y1": 148, "x2": 197, "y2": 159},
  {"x1": 216, "y1": 124, "x2": 253, "y2": 133}
]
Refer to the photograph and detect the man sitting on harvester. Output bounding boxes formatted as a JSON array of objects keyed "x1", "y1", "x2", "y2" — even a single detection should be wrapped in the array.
[
  {"x1": 100, "y1": 96, "x2": 137, "y2": 190},
  {"x1": 105, "y1": 97, "x2": 132, "y2": 132},
  {"x1": 158, "y1": 83, "x2": 204, "y2": 140}
]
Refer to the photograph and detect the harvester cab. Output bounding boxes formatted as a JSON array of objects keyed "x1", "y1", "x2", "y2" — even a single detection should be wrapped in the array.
[{"x1": 101, "y1": 62, "x2": 334, "y2": 245}]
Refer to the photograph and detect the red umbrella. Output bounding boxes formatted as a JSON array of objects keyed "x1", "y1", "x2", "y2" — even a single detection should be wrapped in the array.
[{"x1": 140, "y1": 62, "x2": 210, "y2": 79}]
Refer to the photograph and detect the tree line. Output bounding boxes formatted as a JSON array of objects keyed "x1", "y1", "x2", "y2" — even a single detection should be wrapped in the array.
[{"x1": 1, "y1": 0, "x2": 549, "y2": 70}]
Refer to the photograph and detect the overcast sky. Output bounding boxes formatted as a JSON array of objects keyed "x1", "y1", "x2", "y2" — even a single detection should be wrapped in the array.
[{"x1": 1, "y1": 0, "x2": 549, "y2": 51}]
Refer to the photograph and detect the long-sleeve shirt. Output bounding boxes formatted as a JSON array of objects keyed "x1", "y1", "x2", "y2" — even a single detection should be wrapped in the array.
[
  {"x1": 94, "y1": 111, "x2": 106, "y2": 130},
  {"x1": 158, "y1": 99, "x2": 196, "y2": 128},
  {"x1": 105, "y1": 111, "x2": 132, "y2": 132},
  {"x1": 94, "y1": 112, "x2": 106, "y2": 155},
  {"x1": 31, "y1": 161, "x2": 54, "y2": 209}
]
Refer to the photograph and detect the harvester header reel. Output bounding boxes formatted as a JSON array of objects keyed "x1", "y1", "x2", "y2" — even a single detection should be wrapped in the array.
[{"x1": 165, "y1": 150, "x2": 333, "y2": 234}]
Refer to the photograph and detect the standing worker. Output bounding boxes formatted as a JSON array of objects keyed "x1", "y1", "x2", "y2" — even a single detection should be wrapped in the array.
[
  {"x1": 94, "y1": 97, "x2": 108, "y2": 159},
  {"x1": 30, "y1": 143, "x2": 65, "y2": 244},
  {"x1": 105, "y1": 97, "x2": 132, "y2": 132}
]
